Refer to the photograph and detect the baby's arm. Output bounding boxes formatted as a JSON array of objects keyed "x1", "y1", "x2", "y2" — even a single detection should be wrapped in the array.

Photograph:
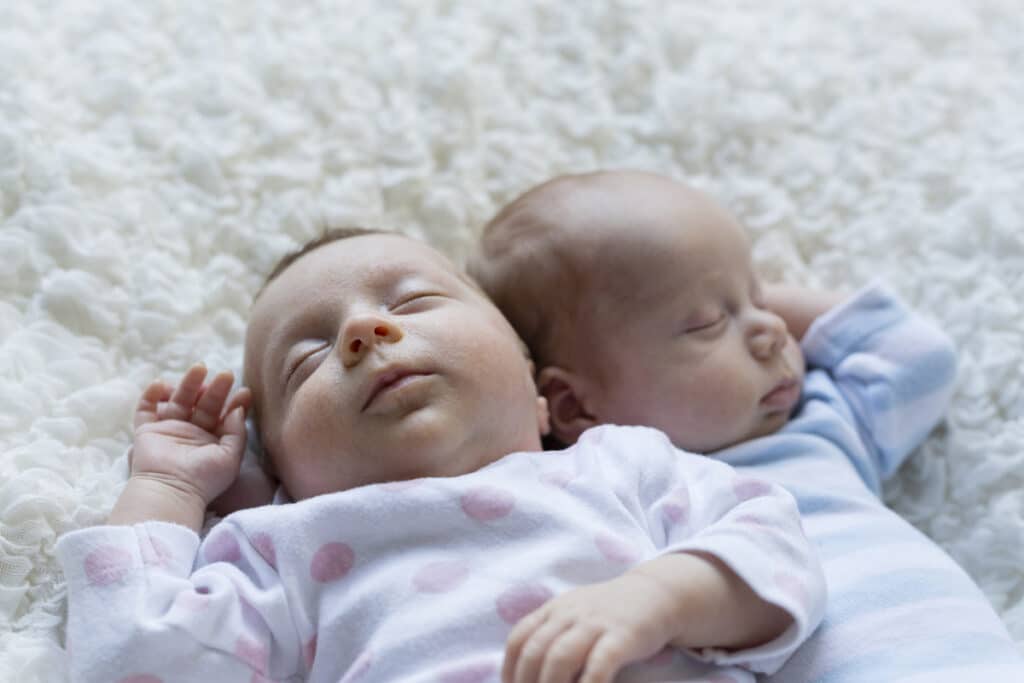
[
  {"x1": 109, "y1": 364, "x2": 251, "y2": 529},
  {"x1": 56, "y1": 366, "x2": 304, "y2": 682},
  {"x1": 504, "y1": 550, "x2": 791, "y2": 683},
  {"x1": 801, "y1": 283, "x2": 958, "y2": 485},
  {"x1": 503, "y1": 429, "x2": 825, "y2": 683},
  {"x1": 762, "y1": 283, "x2": 847, "y2": 340}
]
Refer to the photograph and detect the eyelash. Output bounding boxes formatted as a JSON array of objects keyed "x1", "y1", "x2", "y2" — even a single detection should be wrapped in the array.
[
  {"x1": 283, "y1": 292, "x2": 447, "y2": 385},
  {"x1": 686, "y1": 314, "x2": 726, "y2": 334},
  {"x1": 286, "y1": 344, "x2": 328, "y2": 381},
  {"x1": 392, "y1": 292, "x2": 444, "y2": 311}
]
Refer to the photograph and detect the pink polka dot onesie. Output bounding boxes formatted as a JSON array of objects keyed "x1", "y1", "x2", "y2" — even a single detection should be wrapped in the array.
[{"x1": 56, "y1": 424, "x2": 825, "y2": 683}]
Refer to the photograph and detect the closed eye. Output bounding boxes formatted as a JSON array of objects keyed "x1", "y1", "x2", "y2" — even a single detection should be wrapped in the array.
[
  {"x1": 285, "y1": 343, "x2": 329, "y2": 384},
  {"x1": 391, "y1": 292, "x2": 447, "y2": 312},
  {"x1": 685, "y1": 315, "x2": 726, "y2": 334}
]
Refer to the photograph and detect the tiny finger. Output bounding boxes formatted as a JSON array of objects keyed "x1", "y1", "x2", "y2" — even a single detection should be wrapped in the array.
[
  {"x1": 165, "y1": 363, "x2": 208, "y2": 420},
  {"x1": 539, "y1": 626, "x2": 601, "y2": 683},
  {"x1": 192, "y1": 371, "x2": 235, "y2": 432},
  {"x1": 222, "y1": 387, "x2": 252, "y2": 420},
  {"x1": 135, "y1": 380, "x2": 173, "y2": 428},
  {"x1": 578, "y1": 634, "x2": 631, "y2": 683},
  {"x1": 155, "y1": 400, "x2": 184, "y2": 421},
  {"x1": 217, "y1": 406, "x2": 248, "y2": 459},
  {"x1": 504, "y1": 607, "x2": 550, "y2": 682},
  {"x1": 513, "y1": 618, "x2": 572, "y2": 683}
]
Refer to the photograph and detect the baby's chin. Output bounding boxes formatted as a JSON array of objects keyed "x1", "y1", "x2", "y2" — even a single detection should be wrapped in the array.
[
  {"x1": 695, "y1": 409, "x2": 796, "y2": 454},
  {"x1": 746, "y1": 411, "x2": 793, "y2": 442}
]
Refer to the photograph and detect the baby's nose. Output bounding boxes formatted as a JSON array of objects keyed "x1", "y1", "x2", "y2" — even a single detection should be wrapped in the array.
[
  {"x1": 341, "y1": 315, "x2": 403, "y2": 367},
  {"x1": 748, "y1": 311, "x2": 787, "y2": 360}
]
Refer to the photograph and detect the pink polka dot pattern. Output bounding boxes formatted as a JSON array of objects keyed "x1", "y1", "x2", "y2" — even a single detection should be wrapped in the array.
[
  {"x1": 310, "y1": 542, "x2": 355, "y2": 583},
  {"x1": 304, "y1": 635, "x2": 317, "y2": 671},
  {"x1": 117, "y1": 676, "x2": 163, "y2": 683},
  {"x1": 437, "y1": 660, "x2": 496, "y2": 683},
  {"x1": 84, "y1": 545, "x2": 133, "y2": 586},
  {"x1": 413, "y1": 560, "x2": 470, "y2": 593},
  {"x1": 140, "y1": 536, "x2": 174, "y2": 568},
  {"x1": 460, "y1": 486, "x2": 515, "y2": 521},
  {"x1": 235, "y1": 636, "x2": 268, "y2": 673},
  {"x1": 594, "y1": 532, "x2": 639, "y2": 564},
  {"x1": 205, "y1": 530, "x2": 242, "y2": 563},
  {"x1": 775, "y1": 571, "x2": 809, "y2": 612},
  {"x1": 252, "y1": 532, "x2": 277, "y2": 570},
  {"x1": 495, "y1": 583, "x2": 553, "y2": 625},
  {"x1": 661, "y1": 486, "x2": 691, "y2": 526},
  {"x1": 732, "y1": 478, "x2": 773, "y2": 501},
  {"x1": 340, "y1": 650, "x2": 373, "y2": 683}
]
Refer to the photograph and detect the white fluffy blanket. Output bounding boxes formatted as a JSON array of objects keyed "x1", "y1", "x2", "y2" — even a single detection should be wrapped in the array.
[{"x1": 3, "y1": 0, "x2": 1024, "y2": 678}]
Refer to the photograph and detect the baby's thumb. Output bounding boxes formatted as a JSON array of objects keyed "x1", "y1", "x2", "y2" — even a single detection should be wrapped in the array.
[
  {"x1": 219, "y1": 406, "x2": 248, "y2": 454},
  {"x1": 223, "y1": 387, "x2": 252, "y2": 417}
]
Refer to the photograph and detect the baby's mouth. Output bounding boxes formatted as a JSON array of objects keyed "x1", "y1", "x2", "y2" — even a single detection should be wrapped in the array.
[
  {"x1": 362, "y1": 367, "x2": 432, "y2": 411},
  {"x1": 761, "y1": 378, "x2": 800, "y2": 410}
]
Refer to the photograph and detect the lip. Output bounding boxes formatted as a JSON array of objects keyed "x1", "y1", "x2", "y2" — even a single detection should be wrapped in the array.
[
  {"x1": 761, "y1": 378, "x2": 800, "y2": 411},
  {"x1": 362, "y1": 366, "x2": 433, "y2": 411}
]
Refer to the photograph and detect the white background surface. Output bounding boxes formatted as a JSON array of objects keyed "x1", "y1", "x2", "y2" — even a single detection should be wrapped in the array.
[{"x1": 2, "y1": 1, "x2": 1024, "y2": 678}]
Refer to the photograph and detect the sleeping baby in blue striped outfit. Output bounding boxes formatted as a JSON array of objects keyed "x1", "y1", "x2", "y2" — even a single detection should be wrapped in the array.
[{"x1": 470, "y1": 169, "x2": 1024, "y2": 682}]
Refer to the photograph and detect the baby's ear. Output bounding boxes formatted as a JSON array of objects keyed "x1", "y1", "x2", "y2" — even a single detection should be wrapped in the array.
[
  {"x1": 535, "y1": 395, "x2": 551, "y2": 437},
  {"x1": 536, "y1": 366, "x2": 598, "y2": 446}
]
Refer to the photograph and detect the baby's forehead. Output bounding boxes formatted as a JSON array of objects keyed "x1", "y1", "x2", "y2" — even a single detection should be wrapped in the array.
[
  {"x1": 245, "y1": 235, "x2": 455, "y2": 352},
  {"x1": 271, "y1": 235, "x2": 457, "y2": 293},
  {"x1": 247, "y1": 236, "x2": 480, "y2": 347}
]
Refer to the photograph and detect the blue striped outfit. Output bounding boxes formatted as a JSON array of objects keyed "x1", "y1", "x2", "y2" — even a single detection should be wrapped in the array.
[{"x1": 715, "y1": 283, "x2": 1024, "y2": 681}]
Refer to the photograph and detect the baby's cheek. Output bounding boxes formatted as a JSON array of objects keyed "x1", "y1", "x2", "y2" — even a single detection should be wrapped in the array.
[
  {"x1": 278, "y1": 399, "x2": 332, "y2": 465},
  {"x1": 785, "y1": 337, "x2": 806, "y2": 377}
]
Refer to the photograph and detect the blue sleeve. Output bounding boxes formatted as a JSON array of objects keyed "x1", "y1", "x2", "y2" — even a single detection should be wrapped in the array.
[{"x1": 800, "y1": 282, "x2": 957, "y2": 481}]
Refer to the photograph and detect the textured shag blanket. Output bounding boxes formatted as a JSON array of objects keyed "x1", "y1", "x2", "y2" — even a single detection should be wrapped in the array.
[{"x1": 2, "y1": 1, "x2": 1024, "y2": 679}]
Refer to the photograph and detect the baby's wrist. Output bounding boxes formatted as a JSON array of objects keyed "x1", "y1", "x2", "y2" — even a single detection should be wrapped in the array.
[
  {"x1": 108, "y1": 474, "x2": 208, "y2": 531},
  {"x1": 627, "y1": 552, "x2": 748, "y2": 649}
]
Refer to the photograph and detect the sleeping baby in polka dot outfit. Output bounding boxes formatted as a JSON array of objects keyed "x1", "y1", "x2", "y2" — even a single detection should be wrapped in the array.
[{"x1": 56, "y1": 229, "x2": 826, "y2": 683}]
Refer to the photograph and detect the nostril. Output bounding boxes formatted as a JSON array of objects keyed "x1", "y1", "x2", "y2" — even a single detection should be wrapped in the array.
[
  {"x1": 374, "y1": 325, "x2": 388, "y2": 337},
  {"x1": 350, "y1": 339, "x2": 362, "y2": 353}
]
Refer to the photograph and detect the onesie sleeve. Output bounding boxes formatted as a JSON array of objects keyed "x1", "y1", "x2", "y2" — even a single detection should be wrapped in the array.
[
  {"x1": 800, "y1": 282, "x2": 958, "y2": 485},
  {"x1": 56, "y1": 520, "x2": 303, "y2": 683},
  {"x1": 618, "y1": 427, "x2": 827, "y2": 675}
]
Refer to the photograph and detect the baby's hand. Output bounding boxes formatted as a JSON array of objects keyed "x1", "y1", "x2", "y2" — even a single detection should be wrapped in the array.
[
  {"x1": 503, "y1": 571, "x2": 676, "y2": 683},
  {"x1": 130, "y1": 364, "x2": 251, "y2": 507}
]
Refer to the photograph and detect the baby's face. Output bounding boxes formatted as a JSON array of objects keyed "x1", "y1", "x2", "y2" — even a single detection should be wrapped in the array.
[
  {"x1": 573, "y1": 185, "x2": 805, "y2": 453},
  {"x1": 244, "y1": 234, "x2": 546, "y2": 500}
]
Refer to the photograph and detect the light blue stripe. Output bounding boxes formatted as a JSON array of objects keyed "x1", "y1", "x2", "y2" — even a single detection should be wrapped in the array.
[
  {"x1": 811, "y1": 519, "x2": 915, "y2": 560},
  {"x1": 870, "y1": 344, "x2": 956, "y2": 406},
  {"x1": 827, "y1": 568, "x2": 981, "y2": 621},
  {"x1": 816, "y1": 631, "x2": 1023, "y2": 682}
]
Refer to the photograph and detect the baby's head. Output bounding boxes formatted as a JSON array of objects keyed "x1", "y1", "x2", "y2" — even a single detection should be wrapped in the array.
[
  {"x1": 244, "y1": 228, "x2": 549, "y2": 501},
  {"x1": 470, "y1": 170, "x2": 804, "y2": 453}
]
